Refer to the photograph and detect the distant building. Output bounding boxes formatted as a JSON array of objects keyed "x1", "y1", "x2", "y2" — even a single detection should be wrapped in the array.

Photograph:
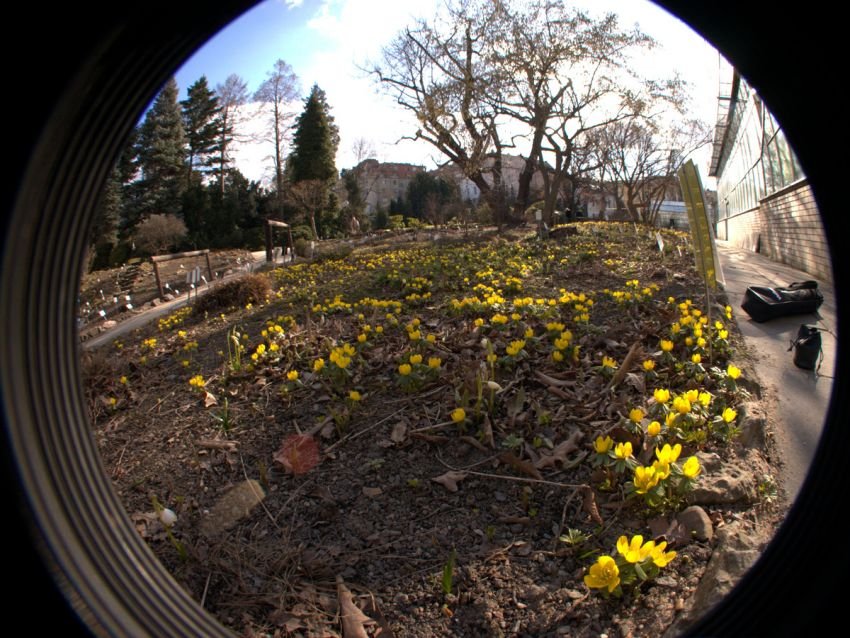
[
  {"x1": 350, "y1": 159, "x2": 425, "y2": 213},
  {"x1": 709, "y1": 57, "x2": 831, "y2": 282}
]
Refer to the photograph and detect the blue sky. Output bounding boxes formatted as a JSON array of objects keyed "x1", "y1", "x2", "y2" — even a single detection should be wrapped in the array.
[{"x1": 172, "y1": 0, "x2": 722, "y2": 184}]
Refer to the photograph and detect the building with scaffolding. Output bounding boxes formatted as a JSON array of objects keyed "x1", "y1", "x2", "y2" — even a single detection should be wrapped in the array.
[{"x1": 709, "y1": 57, "x2": 832, "y2": 283}]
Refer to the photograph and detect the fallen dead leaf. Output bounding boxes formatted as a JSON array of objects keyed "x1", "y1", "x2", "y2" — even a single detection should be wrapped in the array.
[
  {"x1": 498, "y1": 452, "x2": 543, "y2": 480},
  {"x1": 431, "y1": 470, "x2": 468, "y2": 492},
  {"x1": 204, "y1": 391, "x2": 218, "y2": 407},
  {"x1": 581, "y1": 485, "x2": 603, "y2": 525},
  {"x1": 390, "y1": 422, "x2": 407, "y2": 444},
  {"x1": 337, "y1": 576, "x2": 373, "y2": 638},
  {"x1": 362, "y1": 487, "x2": 383, "y2": 498},
  {"x1": 480, "y1": 413, "x2": 495, "y2": 448},
  {"x1": 534, "y1": 431, "x2": 583, "y2": 470}
]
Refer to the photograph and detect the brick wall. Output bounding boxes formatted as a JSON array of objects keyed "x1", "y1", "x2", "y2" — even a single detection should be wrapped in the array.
[{"x1": 718, "y1": 180, "x2": 833, "y2": 283}]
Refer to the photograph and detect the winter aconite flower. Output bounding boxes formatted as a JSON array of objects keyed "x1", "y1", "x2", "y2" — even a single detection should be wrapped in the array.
[
  {"x1": 673, "y1": 395, "x2": 691, "y2": 414},
  {"x1": 727, "y1": 364, "x2": 741, "y2": 379},
  {"x1": 642, "y1": 359, "x2": 656, "y2": 372},
  {"x1": 653, "y1": 388, "x2": 670, "y2": 404},
  {"x1": 617, "y1": 535, "x2": 653, "y2": 563},
  {"x1": 313, "y1": 358, "x2": 325, "y2": 372},
  {"x1": 399, "y1": 363, "x2": 412, "y2": 376},
  {"x1": 348, "y1": 390, "x2": 362, "y2": 402},
  {"x1": 633, "y1": 465, "x2": 660, "y2": 494},
  {"x1": 594, "y1": 435, "x2": 614, "y2": 454},
  {"x1": 682, "y1": 456, "x2": 701, "y2": 479},
  {"x1": 286, "y1": 370, "x2": 299, "y2": 382},
  {"x1": 584, "y1": 555, "x2": 620, "y2": 593},
  {"x1": 660, "y1": 339, "x2": 674, "y2": 352},
  {"x1": 451, "y1": 408, "x2": 466, "y2": 423},
  {"x1": 629, "y1": 408, "x2": 644, "y2": 423},
  {"x1": 614, "y1": 441, "x2": 633, "y2": 460},
  {"x1": 602, "y1": 356, "x2": 617, "y2": 369},
  {"x1": 656, "y1": 443, "x2": 682, "y2": 465},
  {"x1": 650, "y1": 541, "x2": 677, "y2": 567},
  {"x1": 722, "y1": 407, "x2": 737, "y2": 423},
  {"x1": 647, "y1": 421, "x2": 661, "y2": 437}
]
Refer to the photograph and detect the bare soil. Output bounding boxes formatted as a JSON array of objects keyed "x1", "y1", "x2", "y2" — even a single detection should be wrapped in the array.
[{"x1": 83, "y1": 224, "x2": 783, "y2": 638}]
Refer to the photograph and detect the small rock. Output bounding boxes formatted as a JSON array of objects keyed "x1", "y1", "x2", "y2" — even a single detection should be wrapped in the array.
[
  {"x1": 494, "y1": 491, "x2": 507, "y2": 502},
  {"x1": 102, "y1": 320, "x2": 117, "y2": 329},
  {"x1": 677, "y1": 505, "x2": 714, "y2": 542},
  {"x1": 362, "y1": 486, "x2": 383, "y2": 498}
]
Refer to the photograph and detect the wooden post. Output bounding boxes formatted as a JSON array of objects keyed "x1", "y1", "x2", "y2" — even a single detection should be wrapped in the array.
[
  {"x1": 265, "y1": 221, "x2": 273, "y2": 262},
  {"x1": 205, "y1": 251, "x2": 213, "y2": 281},
  {"x1": 153, "y1": 260, "x2": 164, "y2": 299}
]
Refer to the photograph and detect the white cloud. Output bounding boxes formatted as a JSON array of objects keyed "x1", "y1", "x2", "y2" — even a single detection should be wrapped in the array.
[{"x1": 282, "y1": 0, "x2": 305, "y2": 9}]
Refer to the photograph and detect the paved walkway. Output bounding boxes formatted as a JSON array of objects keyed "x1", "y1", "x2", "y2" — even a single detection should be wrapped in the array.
[{"x1": 714, "y1": 240, "x2": 837, "y2": 505}]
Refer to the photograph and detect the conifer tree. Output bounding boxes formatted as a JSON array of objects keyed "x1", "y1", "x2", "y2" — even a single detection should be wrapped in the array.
[
  {"x1": 181, "y1": 75, "x2": 222, "y2": 185},
  {"x1": 136, "y1": 78, "x2": 187, "y2": 218}
]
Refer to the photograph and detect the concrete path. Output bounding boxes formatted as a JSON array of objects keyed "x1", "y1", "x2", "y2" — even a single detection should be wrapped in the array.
[{"x1": 714, "y1": 240, "x2": 837, "y2": 505}]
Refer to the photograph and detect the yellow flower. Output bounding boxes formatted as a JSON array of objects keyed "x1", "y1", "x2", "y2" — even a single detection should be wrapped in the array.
[
  {"x1": 652, "y1": 460, "x2": 672, "y2": 480},
  {"x1": 727, "y1": 364, "x2": 741, "y2": 380},
  {"x1": 375, "y1": 325, "x2": 384, "y2": 334},
  {"x1": 119, "y1": 376, "x2": 128, "y2": 385},
  {"x1": 474, "y1": 318, "x2": 484, "y2": 327},
  {"x1": 660, "y1": 340, "x2": 674, "y2": 352},
  {"x1": 617, "y1": 535, "x2": 654, "y2": 564},
  {"x1": 647, "y1": 421, "x2": 661, "y2": 437},
  {"x1": 313, "y1": 358, "x2": 325, "y2": 372},
  {"x1": 451, "y1": 407, "x2": 466, "y2": 423},
  {"x1": 653, "y1": 388, "x2": 670, "y2": 404},
  {"x1": 524, "y1": 327, "x2": 534, "y2": 338},
  {"x1": 602, "y1": 356, "x2": 617, "y2": 369},
  {"x1": 642, "y1": 359, "x2": 656, "y2": 372},
  {"x1": 665, "y1": 411, "x2": 678, "y2": 427},
  {"x1": 584, "y1": 555, "x2": 620, "y2": 593},
  {"x1": 409, "y1": 353, "x2": 423, "y2": 365},
  {"x1": 408, "y1": 329, "x2": 421, "y2": 341},
  {"x1": 287, "y1": 370, "x2": 299, "y2": 382},
  {"x1": 682, "y1": 456, "x2": 701, "y2": 479},
  {"x1": 189, "y1": 375, "x2": 205, "y2": 389},
  {"x1": 348, "y1": 390, "x2": 362, "y2": 402},
  {"x1": 553, "y1": 350, "x2": 564, "y2": 362},
  {"x1": 594, "y1": 435, "x2": 613, "y2": 454},
  {"x1": 650, "y1": 541, "x2": 677, "y2": 567},
  {"x1": 614, "y1": 441, "x2": 632, "y2": 460},
  {"x1": 698, "y1": 391, "x2": 712, "y2": 407},
  {"x1": 673, "y1": 395, "x2": 691, "y2": 414},
  {"x1": 428, "y1": 357, "x2": 442, "y2": 369},
  {"x1": 719, "y1": 329, "x2": 729, "y2": 339},
  {"x1": 691, "y1": 353, "x2": 701, "y2": 364},
  {"x1": 633, "y1": 465, "x2": 660, "y2": 494},
  {"x1": 629, "y1": 408, "x2": 644, "y2": 423},
  {"x1": 655, "y1": 443, "x2": 682, "y2": 465},
  {"x1": 357, "y1": 333, "x2": 367, "y2": 343},
  {"x1": 399, "y1": 363, "x2": 412, "y2": 376},
  {"x1": 722, "y1": 407, "x2": 737, "y2": 423},
  {"x1": 486, "y1": 353, "x2": 498, "y2": 364},
  {"x1": 685, "y1": 389, "x2": 699, "y2": 403}
]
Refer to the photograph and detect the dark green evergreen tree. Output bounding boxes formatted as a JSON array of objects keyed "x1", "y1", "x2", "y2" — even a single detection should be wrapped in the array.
[
  {"x1": 136, "y1": 78, "x2": 187, "y2": 219},
  {"x1": 405, "y1": 172, "x2": 457, "y2": 220},
  {"x1": 289, "y1": 84, "x2": 338, "y2": 183},
  {"x1": 181, "y1": 76, "x2": 222, "y2": 185},
  {"x1": 288, "y1": 84, "x2": 339, "y2": 238}
]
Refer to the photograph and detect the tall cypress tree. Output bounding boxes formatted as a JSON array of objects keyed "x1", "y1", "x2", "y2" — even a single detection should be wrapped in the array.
[
  {"x1": 136, "y1": 78, "x2": 186, "y2": 218},
  {"x1": 289, "y1": 84, "x2": 338, "y2": 183},
  {"x1": 181, "y1": 76, "x2": 222, "y2": 185},
  {"x1": 287, "y1": 84, "x2": 339, "y2": 239}
]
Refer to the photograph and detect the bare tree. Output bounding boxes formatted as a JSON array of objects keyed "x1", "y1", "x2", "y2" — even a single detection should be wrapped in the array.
[
  {"x1": 372, "y1": 0, "x2": 515, "y2": 225},
  {"x1": 132, "y1": 214, "x2": 187, "y2": 254},
  {"x1": 215, "y1": 74, "x2": 249, "y2": 197},
  {"x1": 351, "y1": 137, "x2": 377, "y2": 165},
  {"x1": 254, "y1": 60, "x2": 300, "y2": 216},
  {"x1": 595, "y1": 117, "x2": 711, "y2": 225}
]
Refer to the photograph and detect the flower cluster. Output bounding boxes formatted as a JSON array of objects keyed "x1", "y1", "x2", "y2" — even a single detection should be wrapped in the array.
[{"x1": 584, "y1": 534, "x2": 676, "y2": 596}]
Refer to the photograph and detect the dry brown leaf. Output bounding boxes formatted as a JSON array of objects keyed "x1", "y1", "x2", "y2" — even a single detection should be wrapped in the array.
[
  {"x1": 362, "y1": 487, "x2": 383, "y2": 498},
  {"x1": 390, "y1": 422, "x2": 407, "y2": 444},
  {"x1": 480, "y1": 413, "x2": 495, "y2": 448},
  {"x1": 581, "y1": 486, "x2": 603, "y2": 525},
  {"x1": 204, "y1": 391, "x2": 218, "y2": 407},
  {"x1": 498, "y1": 452, "x2": 543, "y2": 480},
  {"x1": 459, "y1": 435, "x2": 489, "y2": 453},
  {"x1": 337, "y1": 576, "x2": 373, "y2": 638},
  {"x1": 533, "y1": 370, "x2": 575, "y2": 387},
  {"x1": 534, "y1": 431, "x2": 583, "y2": 470},
  {"x1": 431, "y1": 470, "x2": 468, "y2": 492},
  {"x1": 607, "y1": 341, "x2": 643, "y2": 389}
]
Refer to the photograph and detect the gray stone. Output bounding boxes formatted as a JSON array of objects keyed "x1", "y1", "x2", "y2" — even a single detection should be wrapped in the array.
[
  {"x1": 677, "y1": 505, "x2": 714, "y2": 542},
  {"x1": 738, "y1": 400, "x2": 767, "y2": 449},
  {"x1": 664, "y1": 523, "x2": 764, "y2": 637},
  {"x1": 688, "y1": 450, "x2": 768, "y2": 506}
]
